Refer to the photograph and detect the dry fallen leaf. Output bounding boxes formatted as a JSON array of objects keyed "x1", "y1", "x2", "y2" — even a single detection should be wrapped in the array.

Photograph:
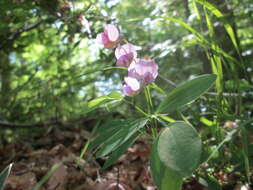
[
  {"x1": 47, "y1": 164, "x2": 68, "y2": 190},
  {"x1": 6, "y1": 172, "x2": 37, "y2": 190},
  {"x1": 96, "y1": 181, "x2": 132, "y2": 190}
]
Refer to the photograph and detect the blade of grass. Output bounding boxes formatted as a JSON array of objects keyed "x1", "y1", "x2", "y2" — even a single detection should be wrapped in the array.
[
  {"x1": 31, "y1": 163, "x2": 62, "y2": 190},
  {"x1": 192, "y1": 0, "x2": 201, "y2": 20},
  {"x1": 196, "y1": 0, "x2": 240, "y2": 54},
  {"x1": 206, "y1": 118, "x2": 253, "y2": 163},
  {"x1": 241, "y1": 128, "x2": 250, "y2": 183}
]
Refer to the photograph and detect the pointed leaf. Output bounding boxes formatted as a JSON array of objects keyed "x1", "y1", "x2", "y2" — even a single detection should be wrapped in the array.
[
  {"x1": 102, "y1": 135, "x2": 138, "y2": 169},
  {"x1": 96, "y1": 118, "x2": 147, "y2": 157},
  {"x1": 83, "y1": 91, "x2": 123, "y2": 114},
  {"x1": 89, "y1": 120, "x2": 126, "y2": 151},
  {"x1": 156, "y1": 74, "x2": 216, "y2": 113}
]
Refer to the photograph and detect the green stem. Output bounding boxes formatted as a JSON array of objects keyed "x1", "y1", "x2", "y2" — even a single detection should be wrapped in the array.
[
  {"x1": 31, "y1": 163, "x2": 62, "y2": 190},
  {"x1": 144, "y1": 87, "x2": 151, "y2": 114},
  {"x1": 241, "y1": 128, "x2": 250, "y2": 183},
  {"x1": 161, "y1": 174, "x2": 183, "y2": 190},
  {"x1": 122, "y1": 99, "x2": 149, "y2": 117},
  {"x1": 144, "y1": 86, "x2": 158, "y2": 138}
]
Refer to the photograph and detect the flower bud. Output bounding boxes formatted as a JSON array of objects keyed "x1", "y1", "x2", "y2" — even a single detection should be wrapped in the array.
[
  {"x1": 128, "y1": 59, "x2": 158, "y2": 85},
  {"x1": 123, "y1": 77, "x2": 140, "y2": 96},
  {"x1": 115, "y1": 43, "x2": 137, "y2": 67}
]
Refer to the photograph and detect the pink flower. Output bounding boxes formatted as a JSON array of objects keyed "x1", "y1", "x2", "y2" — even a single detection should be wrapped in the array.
[
  {"x1": 128, "y1": 59, "x2": 158, "y2": 85},
  {"x1": 96, "y1": 24, "x2": 120, "y2": 49},
  {"x1": 115, "y1": 43, "x2": 137, "y2": 67},
  {"x1": 116, "y1": 54, "x2": 134, "y2": 67},
  {"x1": 123, "y1": 77, "x2": 140, "y2": 96}
]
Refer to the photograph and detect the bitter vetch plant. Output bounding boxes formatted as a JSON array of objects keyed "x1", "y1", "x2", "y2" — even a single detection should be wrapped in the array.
[{"x1": 88, "y1": 23, "x2": 217, "y2": 190}]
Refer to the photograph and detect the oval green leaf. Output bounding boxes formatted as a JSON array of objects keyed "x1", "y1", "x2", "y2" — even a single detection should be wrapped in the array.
[
  {"x1": 156, "y1": 74, "x2": 216, "y2": 113},
  {"x1": 157, "y1": 122, "x2": 202, "y2": 177},
  {"x1": 150, "y1": 138, "x2": 183, "y2": 190}
]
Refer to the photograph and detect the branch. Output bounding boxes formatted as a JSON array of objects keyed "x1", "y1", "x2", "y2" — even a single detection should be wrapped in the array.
[
  {"x1": 0, "y1": 114, "x2": 113, "y2": 129},
  {"x1": 0, "y1": 120, "x2": 61, "y2": 129},
  {"x1": 206, "y1": 92, "x2": 253, "y2": 97},
  {"x1": 0, "y1": 19, "x2": 45, "y2": 50}
]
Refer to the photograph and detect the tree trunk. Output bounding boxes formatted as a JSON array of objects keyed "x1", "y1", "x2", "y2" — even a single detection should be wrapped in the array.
[{"x1": 0, "y1": 50, "x2": 12, "y2": 117}]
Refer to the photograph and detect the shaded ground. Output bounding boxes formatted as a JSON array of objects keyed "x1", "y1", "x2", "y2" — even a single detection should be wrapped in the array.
[{"x1": 0, "y1": 126, "x2": 251, "y2": 190}]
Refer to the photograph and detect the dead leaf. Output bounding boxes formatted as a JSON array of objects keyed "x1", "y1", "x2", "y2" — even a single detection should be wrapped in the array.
[
  {"x1": 6, "y1": 172, "x2": 37, "y2": 190},
  {"x1": 47, "y1": 165, "x2": 68, "y2": 190}
]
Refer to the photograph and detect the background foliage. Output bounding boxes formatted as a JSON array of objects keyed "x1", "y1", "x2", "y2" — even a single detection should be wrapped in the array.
[{"x1": 0, "y1": 0, "x2": 253, "y2": 189}]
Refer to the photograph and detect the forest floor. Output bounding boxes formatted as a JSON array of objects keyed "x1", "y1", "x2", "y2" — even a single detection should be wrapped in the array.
[{"x1": 0, "y1": 126, "x2": 251, "y2": 190}]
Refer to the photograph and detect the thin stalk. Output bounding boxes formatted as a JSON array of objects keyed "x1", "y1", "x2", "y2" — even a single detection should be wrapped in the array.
[
  {"x1": 178, "y1": 111, "x2": 191, "y2": 126},
  {"x1": 144, "y1": 87, "x2": 151, "y2": 114},
  {"x1": 241, "y1": 128, "x2": 250, "y2": 183},
  {"x1": 144, "y1": 86, "x2": 158, "y2": 138},
  {"x1": 122, "y1": 99, "x2": 149, "y2": 117},
  {"x1": 31, "y1": 163, "x2": 62, "y2": 190}
]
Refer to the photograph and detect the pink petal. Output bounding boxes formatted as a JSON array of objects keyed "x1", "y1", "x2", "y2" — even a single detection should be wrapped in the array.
[
  {"x1": 96, "y1": 32, "x2": 109, "y2": 45},
  {"x1": 116, "y1": 53, "x2": 134, "y2": 67},
  {"x1": 96, "y1": 33, "x2": 104, "y2": 44},
  {"x1": 115, "y1": 43, "x2": 137, "y2": 59},
  {"x1": 124, "y1": 77, "x2": 140, "y2": 91},
  {"x1": 104, "y1": 24, "x2": 119, "y2": 42},
  {"x1": 123, "y1": 84, "x2": 134, "y2": 96},
  {"x1": 128, "y1": 59, "x2": 158, "y2": 85}
]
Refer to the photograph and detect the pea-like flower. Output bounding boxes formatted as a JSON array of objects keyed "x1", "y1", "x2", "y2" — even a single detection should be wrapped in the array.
[
  {"x1": 128, "y1": 59, "x2": 158, "y2": 85},
  {"x1": 115, "y1": 43, "x2": 137, "y2": 67},
  {"x1": 123, "y1": 77, "x2": 140, "y2": 96},
  {"x1": 96, "y1": 24, "x2": 120, "y2": 49},
  {"x1": 96, "y1": 23, "x2": 158, "y2": 96}
]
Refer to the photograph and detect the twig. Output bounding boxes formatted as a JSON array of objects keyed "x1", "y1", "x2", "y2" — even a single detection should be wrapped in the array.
[
  {"x1": 0, "y1": 113, "x2": 118, "y2": 129},
  {"x1": 0, "y1": 19, "x2": 46, "y2": 49},
  {"x1": 0, "y1": 120, "x2": 61, "y2": 129},
  {"x1": 158, "y1": 75, "x2": 176, "y2": 87},
  {"x1": 206, "y1": 92, "x2": 253, "y2": 97}
]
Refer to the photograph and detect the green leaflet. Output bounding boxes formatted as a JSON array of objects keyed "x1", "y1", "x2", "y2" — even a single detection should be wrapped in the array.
[
  {"x1": 102, "y1": 135, "x2": 138, "y2": 169},
  {"x1": 89, "y1": 118, "x2": 148, "y2": 168},
  {"x1": 156, "y1": 74, "x2": 216, "y2": 113},
  {"x1": 83, "y1": 91, "x2": 123, "y2": 114},
  {"x1": 88, "y1": 120, "x2": 126, "y2": 151},
  {"x1": 150, "y1": 138, "x2": 183, "y2": 190},
  {"x1": 95, "y1": 118, "x2": 148, "y2": 157},
  {"x1": 157, "y1": 122, "x2": 202, "y2": 177}
]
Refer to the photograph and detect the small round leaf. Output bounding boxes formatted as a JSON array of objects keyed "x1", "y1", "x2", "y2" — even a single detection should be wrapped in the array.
[{"x1": 157, "y1": 122, "x2": 202, "y2": 177}]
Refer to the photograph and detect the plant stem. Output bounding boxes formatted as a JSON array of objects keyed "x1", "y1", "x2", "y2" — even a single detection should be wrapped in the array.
[
  {"x1": 122, "y1": 99, "x2": 149, "y2": 117},
  {"x1": 144, "y1": 86, "x2": 158, "y2": 138}
]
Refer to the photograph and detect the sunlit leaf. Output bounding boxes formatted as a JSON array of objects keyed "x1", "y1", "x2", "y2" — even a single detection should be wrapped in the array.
[
  {"x1": 83, "y1": 91, "x2": 123, "y2": 114},
  {"x1": 156, "y1": 74, "x2": 216, "y2": 113}
]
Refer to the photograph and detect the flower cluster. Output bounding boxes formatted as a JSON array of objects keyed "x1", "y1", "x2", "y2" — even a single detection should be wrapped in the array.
[{"x1": 97, "y1": 24, "x2": 158, "y2": 96}]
